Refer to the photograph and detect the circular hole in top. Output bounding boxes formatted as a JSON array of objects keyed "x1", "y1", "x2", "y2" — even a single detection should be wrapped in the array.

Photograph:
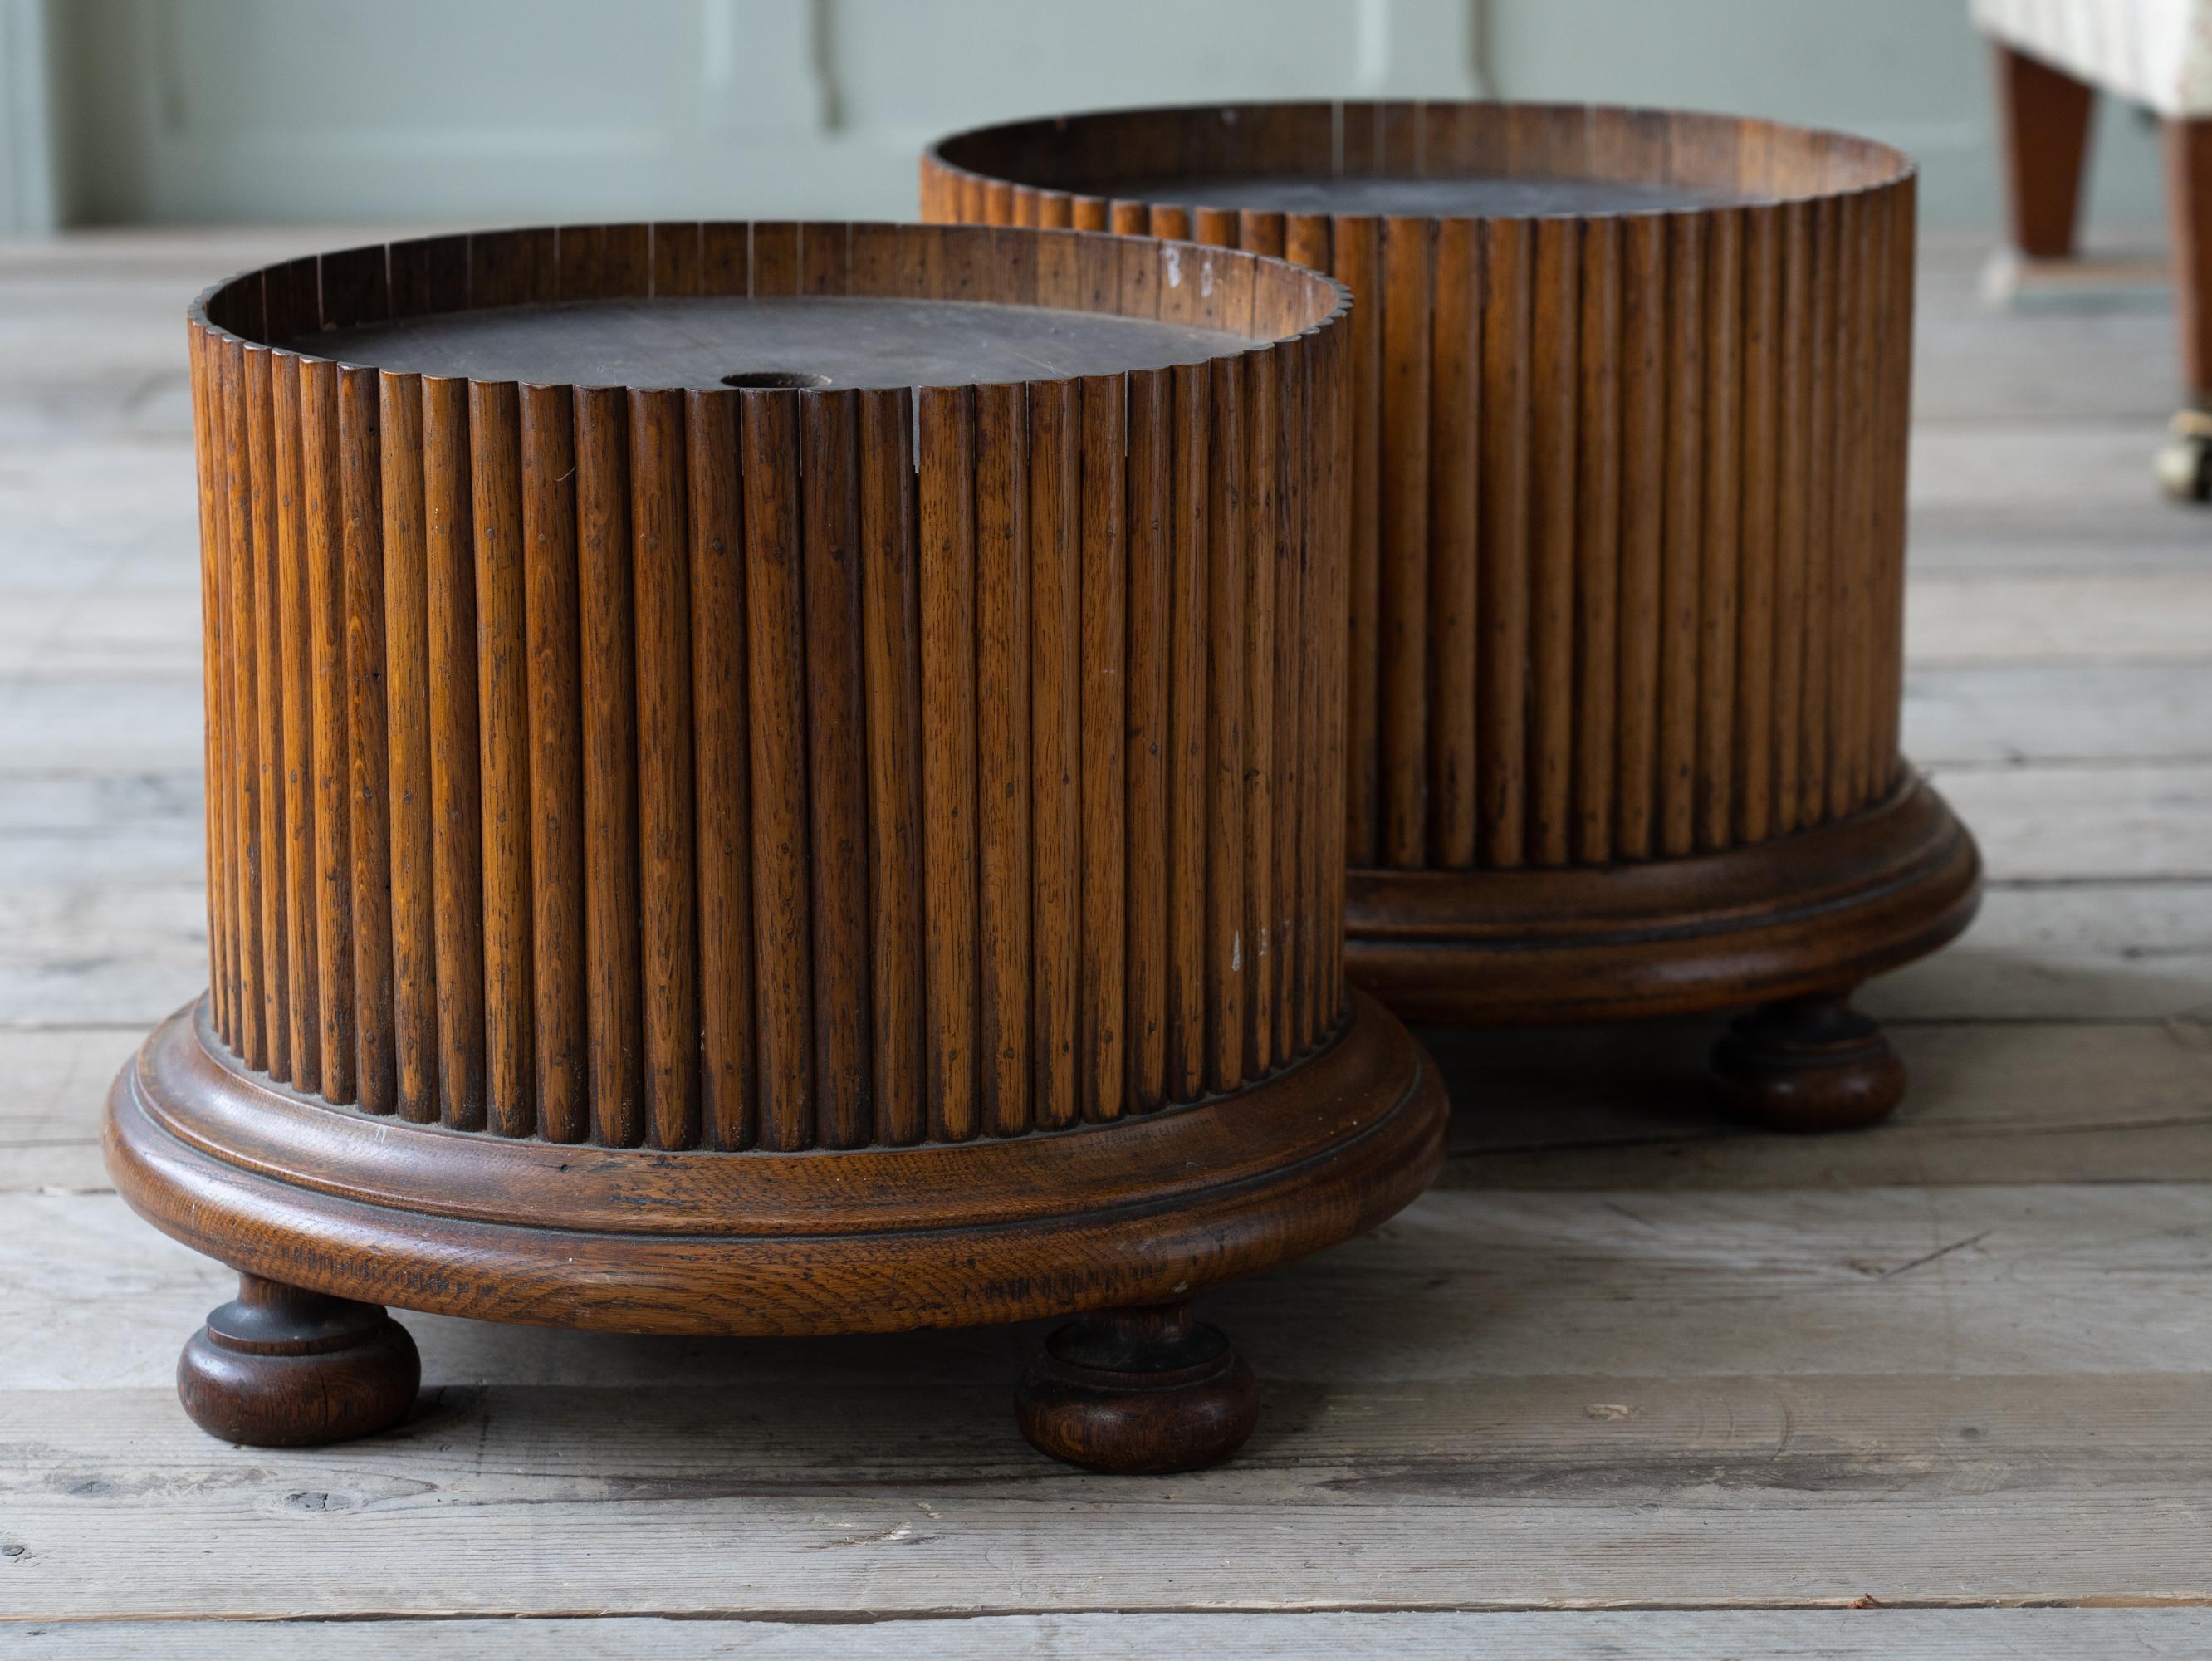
[{"x1": 720, "y1": 369, "x2": 832, "y2": 390}]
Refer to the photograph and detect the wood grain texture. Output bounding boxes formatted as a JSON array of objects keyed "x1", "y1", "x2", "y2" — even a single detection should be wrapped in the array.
[
  {"x1": 423, "y1": 375, "x2": 485, "y2": 1130},
  {"x1": 377, "y1": 370, "x2": 435, "y2": 1121},
  {"x1": 183, "y1": 223, "x2": 1351, "y2": 1149},
  {"x1": 926, "y1": 105, "x2": 1922, "y2": 870},
  {"x1": 13, "y1": 1612, "x2": 2212, "y2": 1657},
  {"x1": 468, "y1": 381, "x2": 531, "y2": 1139},
  {"x1": 245, "y1": 347, "x2": 291, "y2": 1088},
  {"x1": 923, "y1": 103, "x2": 1947, "y2": 1036},
  {"x1": 575, "y1": 385, "x2": 643, "y2": 1147}
]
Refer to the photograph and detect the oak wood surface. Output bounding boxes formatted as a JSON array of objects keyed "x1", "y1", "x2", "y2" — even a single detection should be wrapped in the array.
[
  {"x1": 925, "y1": 102, "x2": 1965, "y2": 1043},
  {"x1": 179, "y1": 222, "x2": 1353, "y2": 1153},
  {"x1": 91, "y1": 219, "x2": 1466, "y2": 1457}
]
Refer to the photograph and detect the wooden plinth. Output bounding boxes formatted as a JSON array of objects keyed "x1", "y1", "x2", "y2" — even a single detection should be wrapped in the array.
[
  {"x1": 108, "y1": 221, "x2": 1447, "y2": 1465},
  {"x1": 109, "y1": 989, "x2": 1441, "y2": 1335},
  {"x1": 1346, "y1": 777, "x2": 1979, "y2": 1025},
  {"x1": 924, "y1": 104, "x2": 1982, "y2": 1082}
]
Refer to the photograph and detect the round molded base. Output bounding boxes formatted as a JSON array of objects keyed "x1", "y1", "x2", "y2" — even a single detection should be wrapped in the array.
[
  {"x1": 1016, "y1": 1302, "x2": 1260, "y2": 1473},
  {"x1": 1345, "y1": 777, "x2": 1980, "y2": 1027},
  {"x1": 105, "y1": 990, "x2": 1446, "y2": 1338},
  {"x1": 1707, "y1": 992, "x2": 1907, "y2": 1133},
  {"x1": 178, "y1": 1273, "x2": 419, "y2": 1446}
]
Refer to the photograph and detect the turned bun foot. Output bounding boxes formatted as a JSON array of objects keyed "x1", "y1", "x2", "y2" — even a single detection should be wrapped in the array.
[
  {"x1": 177, "y1": 1273, "x2": 419, "y2": 1447},
  {"x1": 1709, "y1": 992, "x2": 1908, "y2": 1133},
  {"x1": 1016, "y1": 1302, "x2": 1260, "y2": 1474}
]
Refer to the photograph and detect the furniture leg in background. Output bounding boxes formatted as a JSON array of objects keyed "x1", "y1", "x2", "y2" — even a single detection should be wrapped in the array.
[
  {"x1": 1977, "y1": 0, "x2": 2212, "y2": 500},
  {"x1": 1996, "y1": 40, "x2": 2096, "y2": 259},
  {"x1": 2161, "y1": 115, "x2": 2212, "y2": 497}
]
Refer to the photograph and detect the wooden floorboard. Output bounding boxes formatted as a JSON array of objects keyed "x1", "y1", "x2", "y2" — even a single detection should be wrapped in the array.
[
  {"x1": 5, "y1": 1611, "x2": 2210, "y2": 1659},
  {"x1": 1, "y1": 225, "x2": 2208, "y2": 1635}
]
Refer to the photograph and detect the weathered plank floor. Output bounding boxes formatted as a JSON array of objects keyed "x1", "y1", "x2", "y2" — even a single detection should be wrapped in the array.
[{"x1": 1, "y1": 228, "x2": 2207, "y2": 1656}]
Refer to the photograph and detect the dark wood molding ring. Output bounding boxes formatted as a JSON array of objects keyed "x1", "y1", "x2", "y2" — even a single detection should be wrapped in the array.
[
  {"x1": 1344, "y1": 778, "x2": 1980, "y2": 1024},
  {"x1": 104, "y1": 989, "x2": 1447, "y2": 1335}
]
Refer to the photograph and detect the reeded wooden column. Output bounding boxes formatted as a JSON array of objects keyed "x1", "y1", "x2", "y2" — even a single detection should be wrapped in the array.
[
  {"x1": 926, "y1": 103, "x2": 1983, "y2": 1129},
  {"x1": 108, "y1": 222, "x2": 1449, "y2": 1471}
]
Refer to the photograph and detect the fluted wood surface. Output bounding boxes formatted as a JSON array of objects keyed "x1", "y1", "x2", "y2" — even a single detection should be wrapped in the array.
[
  {"x1": 923, "y1": 102, "x2": 1919, "y2": 874},
  {"x1": 188, "y1": 222, "x2": 1350, "y2": 1149}
]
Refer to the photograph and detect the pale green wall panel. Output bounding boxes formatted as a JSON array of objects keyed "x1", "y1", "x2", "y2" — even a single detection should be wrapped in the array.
[
  {"x1": 1480, "y1": 0, "x2": 2169, "y2": 228},
  {"x1": 32, "y1": 0, "x2": 2172, "y2": 230}
]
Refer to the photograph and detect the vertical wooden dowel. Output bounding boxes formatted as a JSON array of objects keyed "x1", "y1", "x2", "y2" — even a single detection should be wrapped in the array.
[
  {"x1": 1078, "y1": 375, "x2": 1128, "y2": 1123},
  {"x1": 1297, "y1": 316, "x2": 1332, "y2": 1017},
  {"x1": 379, "y1": 371, "x2": 436, "y2": 1121},
  {"x1": 423, "y1": 376, "x2": 486, "y2": 1131},
  {"x1": 1862, "y1": 184, "x2": 1901, "y2": 801},
  {"x1": 1162, "y1": 363, "x2": 1209, "y2": 1103},
  {"x1": 222, "y1": 336, "x2": 257, "y2": 1046},
  {"x1": 247, "y1": 346, "x2": 292, "y2": 1084},
  {"x1": 1866, "y1": 186, "x2": 1898, "y2": 807},
  {"x1": 299, "y1": 358, "x2": 355, "y2": 1104},
  {"x1": 1028, "y1": 378, "x2": 1084, "y2": 1129},
  {"x1": 1696, "y1": 208, "x2": 1743, "y2": 854},
  {"x1": 1834, "y1": 190, "x2": 1879, "y2": 817},
  {"x1": 1573, "y1": 218, "x2": 1622, "y2": 866},
  {"x1": 1241, "y1": 348, "x2": 1278, "y2": 1075},
  {"x1": 575, "y1": 385, "x2": 643, "y2": 1147},
  {"x1": 858, "y1": 387, "x2": 926, "y2": 1147},
  {"x1": 1477, "y1": 218, "x2": 1531, "y2": 870},
  {"x1": 1377, "y1": 216, "x2": 1431, "y2": 870},
  {"x1": 1657, "y1": 213, "x2": 1705, "y2": 860},
  {"x1": 1875, "y1": 176, "x2": 1917, "y2": 783},
  {"x1": 686, "y1": 388, "x2": 757, "y2": 1149},
  {"x1": 1324, "y1": 318, "x2": 1356, "y2": 1016},
  {"x1": 740, "y1": 390, "x2": 817, "y2": 1151},
  {"x1": 1824, "y1": 193, "x2": 1862, "y2": 824},
  {"x1": 629, "y1": 388, "x2": 699, "y2": 1151},
  {"x1": 1735, "y1": 207, "x2": 1780, "y2": 846},
  {"x1": 1615, "y1": 213, "x2": 1666, "y2": 860},
  {"x1": 272, "y1": 355, "x2": 321, "y2": 1088},
  {"x1": 1529, "y1": 216, "x2": 1580, "y2": 867},
  {"x1": 1335, "y1": 213, "x2": 1382, "y2": 868},
  {"x1": 339, "y1": 366, "x2": 394, "y2": 1114},
  {"x1": 1426, "y1": 218, "x2": 1480, "y2": 870},
  {"x1": 800, "y1": 390, "x2": 874, "y2": 1149},
  {"x1": 194, "y1": 331, "x2": 235, "y2": 1043},
  {"x1": 470, "y1": 380, "x2": 534, "y2": 1138},
  {"x1": 973, "y1": 381, "x2": 1033, "y2": 1136},
  {"x1": 917, "y1": 385, "x2": 979, "y2": 1142},
  {"x1": 1239, "y1": 209, "x2": 1285, "y2": 257},
  {"x1": 1773, "y1": 201, "x2": 1812, "y2": 836},
  {"x1": 1271, "y1": 339, "x2": 1304, "y2": 1062},
  {"x1": 1206, "y1": 355, "x2": 1247, "y2": 1093},
  {"x1": 1285, "y1": 214, "x2": 1331, "y2": 281},
  {"x1": 1125, "y1": 370, "x2": 1172, "y2": 1110},
  {"x1": 521, "y1": 383, "x2": 586, "y2": 1142},
  {"x1": 1798, "y1": 199, "x2": 1838, "y2": 830}
]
